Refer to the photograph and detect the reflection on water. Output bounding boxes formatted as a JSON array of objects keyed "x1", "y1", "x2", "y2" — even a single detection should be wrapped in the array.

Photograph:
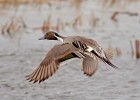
[{"x1": 0, "y1": 1, "x2": 140, "y2": 100}]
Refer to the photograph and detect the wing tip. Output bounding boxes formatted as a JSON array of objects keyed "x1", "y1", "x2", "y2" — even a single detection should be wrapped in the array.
[{"x1": 84, "y1": 73, "x2": 93, "y2": 77}]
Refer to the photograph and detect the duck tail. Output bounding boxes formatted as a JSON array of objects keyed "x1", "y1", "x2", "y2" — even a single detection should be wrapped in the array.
[
  {"x1": 102, "y1": 57, "x2": 118, "y2": 69},
  {"x1": 91, "y1": 50, "x2": 118, "y2": 69}
]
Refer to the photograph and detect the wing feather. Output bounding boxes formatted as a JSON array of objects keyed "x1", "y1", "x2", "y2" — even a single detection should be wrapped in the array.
[
  {"x1": 82, "y1": 56, "x2": 98, "y2": 76},
  {"x1": 32, "y1": 67, "x2": 41, "y2": 81},
  {"x1": 104, "y1": 47, "x2": 114, "y2": 61},
  {"x1": 40, "y1": 66, "x2": 45, "y2": 83},
  {"x1": 26, "y1": 43, "x2": 80, "y2": 83}
]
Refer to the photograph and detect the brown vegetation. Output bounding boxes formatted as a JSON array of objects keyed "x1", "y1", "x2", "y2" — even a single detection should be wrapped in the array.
[
  {"x1": 115, "y1": 48, "x2": 122, "y2": 56},
  {"x1": 1, "y1": 16, "x2": 26, "y2": 38},
  {"x1": 111, "y1": 11, "x2": 138, "y2": 22},
  {"x1": 101, "y1": 0, "x2": 139, "y2": 7},
  {"x1": 135, "y1": 40, "x2": 140, "y2": 58},
  {"x1": 0, "y1": 0, "x2": 45, "y2": 4},
  {"x1": 130, "y1": 40, "x2": 134, "y2": 57}
]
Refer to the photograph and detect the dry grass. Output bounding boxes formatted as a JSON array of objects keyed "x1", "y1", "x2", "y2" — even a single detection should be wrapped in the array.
[
  {"x1": 107, "y1": 40, "x2": 140, "y2": 59},
  {"x1": 111, "y1": 11, "x2": 138, "y2": 22},
  {"x1": 129, "y1": 40, "x2": 140, "y2": 59},
  {"x1": 0, "y1": 0, "x2": 138, "y2": 4},
  {"x1": 73, "y1": 16, "x2": 82, "y2": 27},
  {"x1": 130, "y1": 40, "x2": 134, "y2": 57},
  {"x1": 115, "y1": 48, "x2": 122, "y2": 56},
  {"x1": 0, "y1": 0, "x2": 46, "y2": 4},
  {"x1": 32, "y1": 15, "x2": 84, "y2": 33},
  {"x1": 135, "y1": 40, "x2": 140, "y2": 58},
  {"x1": 0, "y1": 0, "x2": 139, "y2": 9},
  {"x1": 1, "y1": 16, "x2": 26, "y2": 38},
  {"x1": 89, "y1": 10, "x2": 99, "y2": 28},
  {"x1": 69, "y1": 0, "x2": 83, "y2": 10},
  {"x1": 33, "y1": 15, "x2": 56, "y2": 33},
  {"x1": 101, "y1": 0, "x2": 139, "y2": 7}
]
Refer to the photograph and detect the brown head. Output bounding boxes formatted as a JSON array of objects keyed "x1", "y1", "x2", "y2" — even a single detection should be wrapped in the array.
[{"x1": 39, "y1": 31, "x2": 59, "y2": 40}]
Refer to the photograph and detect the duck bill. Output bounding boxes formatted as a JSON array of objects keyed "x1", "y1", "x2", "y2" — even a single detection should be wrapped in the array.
[{"x1": 39, "y1": 36, "x2": 45, "y2": 40}]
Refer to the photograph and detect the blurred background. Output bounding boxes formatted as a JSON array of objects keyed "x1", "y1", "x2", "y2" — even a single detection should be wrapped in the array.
[{"x1": 0, "y1": 0, "x2": 140, "y2": 100}]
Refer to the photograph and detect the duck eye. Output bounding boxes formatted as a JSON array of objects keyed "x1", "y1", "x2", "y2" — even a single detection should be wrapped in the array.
[{"x1": 54, "y1": 33, "x2": 59, "y2": 36}]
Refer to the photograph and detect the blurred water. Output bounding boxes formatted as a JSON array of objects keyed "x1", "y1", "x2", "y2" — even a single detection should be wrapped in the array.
[{"x1": 0, "y1": 1, "x2": 140, "y2": 100}]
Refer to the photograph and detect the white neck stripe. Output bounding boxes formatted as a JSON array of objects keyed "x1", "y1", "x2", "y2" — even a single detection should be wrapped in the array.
[{"x1": 54, "y1": 34, "x2": 63, "y2": 42}]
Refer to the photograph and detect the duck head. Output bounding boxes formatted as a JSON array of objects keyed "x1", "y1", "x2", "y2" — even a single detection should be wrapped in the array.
[{"x1": 39, "y1": 31, "x2": 59, "y2": 40}]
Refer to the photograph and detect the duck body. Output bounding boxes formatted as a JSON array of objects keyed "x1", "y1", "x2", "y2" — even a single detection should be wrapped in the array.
[{"x1": 27, "y1": 31, "x2": 118, "y2": 83}]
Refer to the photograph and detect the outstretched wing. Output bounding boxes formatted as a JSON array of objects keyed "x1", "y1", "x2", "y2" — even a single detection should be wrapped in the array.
[
  {"x1": 82, "y1": 56, "x2": 98, "y2": 76},
  {"x1": 26, "y1": 43, "x2": 81, "y2": 83}
]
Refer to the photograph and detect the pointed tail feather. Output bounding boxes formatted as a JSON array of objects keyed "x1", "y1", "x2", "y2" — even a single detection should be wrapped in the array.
[
  {"x1": 91, "y1": 50, "x2": 118, "y2": 69},
  {"x1": 102, "y1": 57, "x2": 118, "y2": 69}
]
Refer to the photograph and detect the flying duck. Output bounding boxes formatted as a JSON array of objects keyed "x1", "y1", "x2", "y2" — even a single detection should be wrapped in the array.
[{"x1": 26, "y1": 31, "x2": 118, "y2": 83}]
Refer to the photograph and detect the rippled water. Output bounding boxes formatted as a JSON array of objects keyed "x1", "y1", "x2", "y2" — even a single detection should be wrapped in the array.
[{"x1": 0, "y1": 1, "x2": 140, "y2": 100}]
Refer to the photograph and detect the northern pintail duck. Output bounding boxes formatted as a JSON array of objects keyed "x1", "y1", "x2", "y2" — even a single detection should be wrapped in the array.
[{"x1": 27, "y1": 31, "x2": 118, "y2": 83}]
